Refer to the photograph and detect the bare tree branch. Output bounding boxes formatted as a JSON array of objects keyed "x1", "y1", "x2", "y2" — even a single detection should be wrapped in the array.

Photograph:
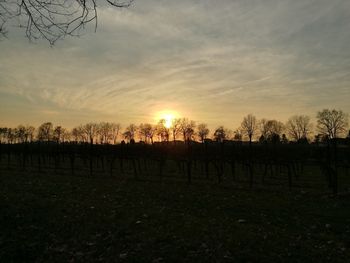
[{"x1": 0, "y1": 0, "x2": 133, "y2": 44}]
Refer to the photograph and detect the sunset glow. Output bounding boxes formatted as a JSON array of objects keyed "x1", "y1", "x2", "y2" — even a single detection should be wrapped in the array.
[
  {"x1": 155, "y1": 110, "x2": 179, "y2": 128},
  {"x1": 164, "y1": 114, "x2": 173, "y2": 128},
  {"x1": 0, "y1": 1, "x2": 349, "y2": 130}
]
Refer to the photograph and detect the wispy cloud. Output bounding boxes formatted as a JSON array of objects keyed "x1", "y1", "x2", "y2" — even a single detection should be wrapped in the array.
[{"x1": 0, "y1": 0, "x2": 349, "y2": 129}]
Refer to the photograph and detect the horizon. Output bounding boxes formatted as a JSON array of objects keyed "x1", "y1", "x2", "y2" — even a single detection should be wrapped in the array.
[
  {"x1": 0, "y1": 108, "x2": 349, "y2": 143},
  {"x1": 0, "y1": 108, "x2": 348, "y2": 135}
]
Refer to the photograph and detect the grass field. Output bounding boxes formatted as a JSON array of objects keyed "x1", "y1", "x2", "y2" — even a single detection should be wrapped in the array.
[{"x1": 1, "y1": 169, "x2": 350, "y2": 262}]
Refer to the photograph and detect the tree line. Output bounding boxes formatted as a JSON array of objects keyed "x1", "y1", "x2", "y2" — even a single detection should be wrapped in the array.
[{"x1": 0, "y1": 109, "x2": 349, "y2": 145}]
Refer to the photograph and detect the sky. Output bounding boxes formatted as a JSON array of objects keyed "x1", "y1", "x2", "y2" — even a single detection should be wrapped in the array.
[{"x1": 1, "y1": 0, "x2": 350, "y2": 131}]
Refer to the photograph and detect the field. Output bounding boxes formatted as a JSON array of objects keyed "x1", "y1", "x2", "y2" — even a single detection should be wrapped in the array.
[{"x1": 1, "y1": 163, "x2": 350, "y2": 262}]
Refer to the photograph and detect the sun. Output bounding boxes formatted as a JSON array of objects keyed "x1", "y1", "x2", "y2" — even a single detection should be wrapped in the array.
[
  {"x1": 164, "y1": 114, "x2": 174, "y2": 128},
  {"x1": 155, "y1": 110, "x2": 179, "y2": 128}
]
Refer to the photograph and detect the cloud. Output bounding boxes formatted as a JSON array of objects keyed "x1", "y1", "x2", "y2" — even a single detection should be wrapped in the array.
[{"x1": 0, "y1": 0, "x2": 349, "y2": 129}]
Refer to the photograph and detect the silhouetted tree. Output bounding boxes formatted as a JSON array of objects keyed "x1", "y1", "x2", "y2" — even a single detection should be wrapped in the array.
[
  {"x1": 259, "y1": 119, "x2": 284, "y2": 142},
  {"x1": 82, "y1": 123, "x2": 98, "y2": 144},
  {"x1": 316, "y1": 109, "x2": 349, "y2": 139},
  {"x1": 97, "y1": 122, "x2": 115, "y2": 144},
  {"x1": 24, "y1": 125, "x2": 35, "y2": 142},
  {"x1": 6, "y1": 128, "x2": 15, "y2": 144},
  {"x1": 15, "y1": 125, "x2": 26, "y2": 143},
  {"x1": 180, "y1": 118, "x2": 196, "y2": 142},
  {"x1": 241, "y1": 114, "x2": 258, "y2": 144},
  {"x1": 197, "y1": 123, "x2": 210, "y2": 143},
  {"x1": 37, "y1": 122, "x2": 53, "y2": 142},
  {"x1": 71, "y1": 126, "x2": 84, "y2": 143},
  {"x1": 156, "y1": 119, "x2": 169, "y2": 142},
  {"x1": 2, "y1": 127, "x2": 20, "y2": 144},
  {"x1": 139, "y1": 123, "x2": 155, "y2": 143},
  {"x1": 213, "y1": 126, "x2": 227, "y2": 142},
  {"x1": 286, "y1": 115, "x2": 313, "y2": 142},
  {"x1": 0, "y1": 0, "x2": 133, "y2": 44},
  {"x1": 110, "y1": 123, "x2": 121, "y2": 144},
  {"x1": 0, "y1": 127, "x2": 8, "y2": 143},
  {"x1": 233, "y1": 129, "x2": 242, "y2": 141},
  {"x1": 170, "y1": 118, "x2": 182, "y2": 141},
  {"x1": 123, "y1": 124, "x2": 137, "y2": 142},
  {"x1": 61, "y1": 129, "x2": 71, "y2": 143},
  {"x1": 53, "y1": 126, "x2": 66, "y2": 143}
]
